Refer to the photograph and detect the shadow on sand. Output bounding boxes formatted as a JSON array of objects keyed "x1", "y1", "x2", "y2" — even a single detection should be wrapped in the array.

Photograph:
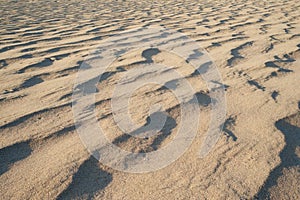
[
  {"x1": 57, "y1": 156, "x2": 112, "y2": 200},
  {"x1": 255, "y1": 112, "x2": 300, "y2": 199}
]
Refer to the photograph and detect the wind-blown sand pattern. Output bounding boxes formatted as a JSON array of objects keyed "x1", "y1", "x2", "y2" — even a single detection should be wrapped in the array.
[{"x1": 0, "y1": 0, "x2": 300, "y2": 199}]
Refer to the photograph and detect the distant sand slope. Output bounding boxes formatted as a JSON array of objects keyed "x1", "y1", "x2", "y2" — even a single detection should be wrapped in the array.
[{"x1": 0, "y1": 0, "x2": 300, "y2": 199}]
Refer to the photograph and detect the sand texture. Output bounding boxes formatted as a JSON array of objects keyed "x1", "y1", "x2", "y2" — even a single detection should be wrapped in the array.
[{"x1": 0, "y1": 0, "x2": 300, "y2": 199}]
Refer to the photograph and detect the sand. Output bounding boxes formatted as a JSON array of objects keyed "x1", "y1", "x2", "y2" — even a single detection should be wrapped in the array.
[{"x1": 0, "y1": 0, "x2": 299, "y2": 199}]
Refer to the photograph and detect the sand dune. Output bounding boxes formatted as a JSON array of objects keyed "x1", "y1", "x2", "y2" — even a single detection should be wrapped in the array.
[{"x1": 0, "y1": 0, "x2": 299, "y2": 199}]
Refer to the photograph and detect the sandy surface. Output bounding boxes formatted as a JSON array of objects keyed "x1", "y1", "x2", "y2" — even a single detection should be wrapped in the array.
[{"x1": 0, "y1": 0, "x2": 300, "y2": 199}]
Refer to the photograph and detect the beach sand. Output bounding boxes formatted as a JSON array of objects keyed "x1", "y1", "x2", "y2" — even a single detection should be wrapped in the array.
[{"x1": 0, "y1": 0, "x2": 299, "y2": 199}]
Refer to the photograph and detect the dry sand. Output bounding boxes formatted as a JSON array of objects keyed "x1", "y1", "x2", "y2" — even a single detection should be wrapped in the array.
[{"x1": 0, "y1": 0, "x2": 300, "y2": 199}]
